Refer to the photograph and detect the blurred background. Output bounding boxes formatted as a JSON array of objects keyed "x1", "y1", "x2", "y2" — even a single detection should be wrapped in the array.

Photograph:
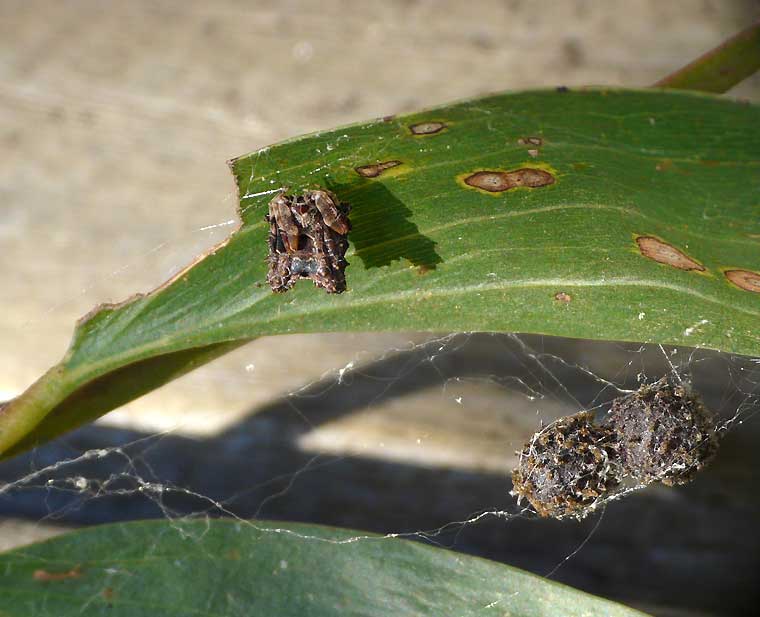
[{"x1": 1, "y1": 1, "x2": 760, "y2": 615}]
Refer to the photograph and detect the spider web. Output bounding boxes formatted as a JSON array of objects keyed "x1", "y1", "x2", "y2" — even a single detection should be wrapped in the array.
[{"x1": 1, "y1": 205, "x2": 759, "y2": 614}]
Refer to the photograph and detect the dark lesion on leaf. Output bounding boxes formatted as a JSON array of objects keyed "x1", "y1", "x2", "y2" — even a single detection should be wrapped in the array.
[
  {"x1": 33, "y1": 565, "x2": 83, "y2": 582},
  {"x1": 517, "y1": 136, "x2": 544, "y2": 146},
  {"x1": 635, "y1": 236, "x2": 704, "y2": 272},
  {"x1": 724, "y1": 268, "x2": 760, "y2": 293},
  {"x1": 463, "y1": 168, "x2": 555, "y2": 193},
  {"x1": 354, "y1": 160, "x2": 403, "y2": 178},
  {"x1": 408, "y1": 121, "x2": 447, "y2": 136}
]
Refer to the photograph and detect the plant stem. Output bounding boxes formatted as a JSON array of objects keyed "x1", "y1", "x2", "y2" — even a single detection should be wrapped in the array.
[{"x1": 655, "y1": 21, "x2": 760, "y2": 93}]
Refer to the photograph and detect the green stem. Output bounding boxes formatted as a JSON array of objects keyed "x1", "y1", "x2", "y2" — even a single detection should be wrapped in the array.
[{"x1": 655, "y1": 21, "x2": 760, "y2": 93}]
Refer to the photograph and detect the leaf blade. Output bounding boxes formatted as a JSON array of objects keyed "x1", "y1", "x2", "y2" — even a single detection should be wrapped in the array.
[
  {"x1": 1, "y1": 88, "x2": 758, "y2": 457},
  {"x1": 0, "y1": 519, "x2": 650, "y2": 617}
]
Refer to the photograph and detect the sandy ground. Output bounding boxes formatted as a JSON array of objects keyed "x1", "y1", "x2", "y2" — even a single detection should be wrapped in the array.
[{"x1": 1, "y1": 2, "x2": 759, "y2": 614}]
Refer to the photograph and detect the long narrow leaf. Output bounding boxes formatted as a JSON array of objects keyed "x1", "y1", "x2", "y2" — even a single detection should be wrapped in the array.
[
  {"x1": 655, "y1": 21, "x2": 760, "y2": 93},
  {"x1": 1, "y1": 88, "x2": 758, "y2": 458},
  {"x1": 0, "y1": 519, "x2": 649, "y2": 617}
]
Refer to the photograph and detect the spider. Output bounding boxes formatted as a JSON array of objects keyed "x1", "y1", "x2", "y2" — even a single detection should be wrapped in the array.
[{"x1": 265, "y1": 189, "x2": 351, "y2": 294}]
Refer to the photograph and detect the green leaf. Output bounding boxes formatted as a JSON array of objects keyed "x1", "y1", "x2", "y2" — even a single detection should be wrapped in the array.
[
  {"x1": 0, "y1": 519, "x2": 648, "y2": 617},
  {"x1": 655, "y1": 21, "x2": 760, "y2": 93},
  {"x1": 2, "y1": 88, "x2": 759, "y2": 458}
]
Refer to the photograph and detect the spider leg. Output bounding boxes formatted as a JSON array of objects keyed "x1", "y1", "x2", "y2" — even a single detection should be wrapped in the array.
[
  {"x1": 321, "y1": 225, "x2": 348, "y2": 293},
  {"x1": 267, "y1": 253, "x2": 295, "y2": 293},
  {"x1": 270, "y1": 193, "x2": 301, "y2": 251},
  {"x1": 311, "y1": 189, "x2": 350, "y2": 235},
  {"x1": 303, "y1": 225, "x2": 335, "y2": 293}
]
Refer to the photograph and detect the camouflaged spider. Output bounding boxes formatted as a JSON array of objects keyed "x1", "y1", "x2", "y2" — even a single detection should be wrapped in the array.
[{"x1": 265, "y1": 189, "x2": 351, "y2": 294}]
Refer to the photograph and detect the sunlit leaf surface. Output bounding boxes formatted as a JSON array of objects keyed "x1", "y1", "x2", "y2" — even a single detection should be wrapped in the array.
[{"x1": 1, "y1": 88, "x2": 758, "y2": 457}]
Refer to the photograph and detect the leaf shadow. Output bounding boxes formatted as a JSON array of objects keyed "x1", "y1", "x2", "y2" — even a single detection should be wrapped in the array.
[{"x1": 327, "y1": 178, "x2": 443, "y2": 271}]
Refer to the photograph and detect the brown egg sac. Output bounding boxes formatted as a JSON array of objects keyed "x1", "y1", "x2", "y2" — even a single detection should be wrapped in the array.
[
  {"x1": 511, "y1": 379, "x2": 720, "y2": 519},
  {"x1": 511, "y1": 412, "x2": 623, "y2": 520},
  {"x1": 606, "y1": 380, "x2": 718, "y2": 486}
]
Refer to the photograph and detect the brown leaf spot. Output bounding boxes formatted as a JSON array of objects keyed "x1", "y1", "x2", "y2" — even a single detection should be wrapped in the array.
[
  {"x1": 409, "y1": 121, "x2": 446, "y2": 135},
  {"x1": 725, "y1": 269, "x2": 760, "y2": 293},
  {"x1": 518, "y1": 136, "x2": 543, "y2": 146},
  {"x1": 354, "y1": 160, "x2": 402, "y2": 178},
  {"x1": 463, "y1": 168, "x2": 555, "y2": 193},
  {"x1": 554, "y1": 291, "x2": 572, "y2": 303},
  {"x1": 508, "y1": 168, "x2": 555, "y2": 188},
  {"x1": 636, "y1": 236, "x2": 704, "y2": 271},
  {"x1": 464, "y1": 171, "x2": 512, "y2": 192},
  {"x1": 655, "y1": 159, "x2": 673, "y2": 172},
  {"x1": 33, "y1": 566, "x2": 82, "y2": 582}
]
